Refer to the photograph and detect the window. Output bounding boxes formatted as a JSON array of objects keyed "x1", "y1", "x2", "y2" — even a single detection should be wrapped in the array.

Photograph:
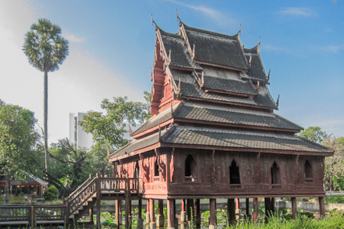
[
  {"x1": 154, "y1": 158, "x2": 159, "y2": 177},
  {"x1": 229, "y1": 160, "x2": 241, "y2": 184},
  {"x1": 185, "y1": 155, "x2": 196, "y2": 178},
  {"x1": 304, "y1": 160, "x2": 313, "y2": 180},
  {"x1": 134, "y1": 162, "x2": 139, "y2": 178},
  {"x1": 271, "y1": 162, "x2": 280, "y2": 185}
]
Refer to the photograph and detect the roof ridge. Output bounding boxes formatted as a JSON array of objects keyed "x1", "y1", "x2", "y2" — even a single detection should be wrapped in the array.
[{"x1": 182, "y1": 22, "x2": 239, "y2": 40}]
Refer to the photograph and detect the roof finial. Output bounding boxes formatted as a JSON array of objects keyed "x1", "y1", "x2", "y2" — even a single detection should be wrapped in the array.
[
  {"x1": 276, "y1": 94, "x2": 280, "y2": 109},
  {"x1": 176, "y1": 9, "x2": 182, "y2": 25},
  {"x1": 256, "y1": 41, "x2": 261, "y2": 54},
  {"x1": 238, "y1": 23, "x2": 243, "y2": 35},
  {"x1": 151, "y1": 15, "x2": 159, "y2": 30},
  {"x1": 267, "y1": 69, "x2": 271, "y2": 81}
]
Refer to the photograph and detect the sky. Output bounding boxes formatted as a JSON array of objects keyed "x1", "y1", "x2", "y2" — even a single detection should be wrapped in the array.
[{"x1": 0, "y1": 0, "x2": 343, "y2": 142}]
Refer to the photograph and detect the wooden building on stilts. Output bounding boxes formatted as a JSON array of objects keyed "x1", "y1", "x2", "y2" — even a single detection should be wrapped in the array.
[{"x1": 109, "y1": 19, "x2": 333, "y2": 228}]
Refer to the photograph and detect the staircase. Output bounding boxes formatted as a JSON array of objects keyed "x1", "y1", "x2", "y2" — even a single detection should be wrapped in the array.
[
  {"x1": 64, "y1": 173, "x2": 140, "y2": 223},
  {"x1": 0, "y1": 174, "x2": 140, "y2": 227}
]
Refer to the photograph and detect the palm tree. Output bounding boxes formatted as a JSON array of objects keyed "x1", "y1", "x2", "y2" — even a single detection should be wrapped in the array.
[{"x1": 23, "y1": 18, "x2": 69, "y2": 173}]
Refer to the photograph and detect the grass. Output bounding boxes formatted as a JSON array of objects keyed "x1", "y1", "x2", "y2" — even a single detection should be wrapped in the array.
[
  {"x1": 226, "y1": 211, "x2": 344, "y2": 229},
  {"x1": 326, "y1": 195, "x2": 344, "y2": 204}
]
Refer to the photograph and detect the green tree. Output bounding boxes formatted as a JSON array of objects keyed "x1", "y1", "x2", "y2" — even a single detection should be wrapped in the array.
[
  {"x1": 323, "y1": 136, "x2": 344, "y2": 191},
  {"x1": 0, "y1": 103, "x2": 39, "y2": 175},
  {"x1": 0, "y1": 103, "x2": 41, "y2": 202},
  {"x1": 299, "y1": 126, "x2": 328, "y2": 144},
  {"x1": 81, "y1": 96, "x2": 149, "y2": 152},
  {"x1": 23, "y1": 18, "x2": 69, "y2": 173}
]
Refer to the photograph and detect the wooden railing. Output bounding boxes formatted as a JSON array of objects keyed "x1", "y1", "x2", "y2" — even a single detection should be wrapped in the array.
[
  {"x1": 66, "y1": 175, "x2": 140, "y2": 216},
  {"x1": 0, "y1": 204, "x2": 66, "y2": 226},
  {"x1": 0, "y1": 176, "x2": 140, "y2": 225}
]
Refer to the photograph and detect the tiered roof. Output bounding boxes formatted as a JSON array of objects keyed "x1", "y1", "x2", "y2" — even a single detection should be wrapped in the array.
[{"x1": 109, "y1": 21, "x2": 331, "y2": 161}]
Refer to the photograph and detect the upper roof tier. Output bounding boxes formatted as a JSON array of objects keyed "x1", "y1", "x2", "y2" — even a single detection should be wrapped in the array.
[{"x1": 180, "y1": 23, "x2": 248, "y2": 71}]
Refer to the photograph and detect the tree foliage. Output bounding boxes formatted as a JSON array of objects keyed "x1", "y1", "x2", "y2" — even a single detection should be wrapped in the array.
[
  {"x1": 23, "y1": 18, "x2": 68, "y2": 72},
  {"x1": 81, "y1": 96, "x2": 149, "y2": 151},
  {"x1": 299, "y1": 126, "x2": 328, "y2": 144},
  {"x1": 0, "y1": 103, "x2": 39, "y2": 176}
]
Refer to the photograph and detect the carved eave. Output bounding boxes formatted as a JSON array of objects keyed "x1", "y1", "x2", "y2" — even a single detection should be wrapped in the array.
[
  {"x1": 165, "y1": 66, "x2": 181, "y2": 98},
  {"x1": 156, "y1": 28, "x2": 172, "y2": 69},
  {"x1": 179, "y1": 22, "x2": 195, "y2": 61}
]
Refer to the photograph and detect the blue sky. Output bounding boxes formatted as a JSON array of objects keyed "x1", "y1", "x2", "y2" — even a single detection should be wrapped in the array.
[{"x1": 0, "y1": 0, "x2": 343, "y2": 141}]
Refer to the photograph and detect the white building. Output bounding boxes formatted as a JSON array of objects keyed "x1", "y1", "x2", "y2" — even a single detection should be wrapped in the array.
[{"x1": 69, "y1": 113, "x2": 94, "y2": 150}]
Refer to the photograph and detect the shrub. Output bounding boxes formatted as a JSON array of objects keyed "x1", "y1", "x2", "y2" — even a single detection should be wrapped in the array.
[{"x1": 43, "y1": 185, "x2": 59, "y2": 201}]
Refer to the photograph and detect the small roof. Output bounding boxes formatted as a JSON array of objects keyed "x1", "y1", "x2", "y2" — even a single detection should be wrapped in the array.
[
  {"x1": 181, "y1": 23, "x2": 248, "y2": 70},
  {"x1": 170, "y1": 69, "x2": 276, "y2": 109},
  {"x1": 159, "y1": 29, "x2": 193, "y2": 69}
]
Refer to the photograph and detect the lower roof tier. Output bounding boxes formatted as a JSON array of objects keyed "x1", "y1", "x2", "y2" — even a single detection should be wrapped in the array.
[
  {"x1": 111, "y1": 125, "x2": 332, "y2": 161},
  {"x1": 132, "y1": 102, "x2": 302, "y2": 137}
]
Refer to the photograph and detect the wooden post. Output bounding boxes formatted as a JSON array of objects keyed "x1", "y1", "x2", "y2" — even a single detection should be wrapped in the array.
[
  {"x1": 30, "y1": 205, "x2": 36, "y2": 228},
  {"x1": 149, "y1": 199, "x2": 156, "y2": 229},
  {"x1": 157, "y1": 199, "x2": 164, "y2": 228},
  {"x1": 186, "y1": 199, "x2": 193, "y2": 222},
  {"x1": 116, "y1": 199, "x2": 122, "y2": 227},
  {"x1": 146, "y1": 199, "x2": 150, "y2": 226},
  {"x1": 245, "y1": 198, "x2": 250, "y2": 218},
  {"x1": 180, "y1": 199, "x2": 186, "y2": 224},
  {"x1": 89, "y1": 207, "x2": 94, "y2": 224},
  {"x1": 252, "y1": 197, "x2": 259, "y2": 223},
  {"x1": 194, "y1": 199, "x2": 201, "y2": 229},
  {"x1": 291, "y1": 197, "x2": 297, "y2": 219},
  {"x1": 209, "y1": 198, "x2": 217, "y2": 229},
  {"x1": 138, "y1": 198, "x2": 143, "y2": 228},
  {"x1": 125, "y1": 193, "x2": 131, "y2": 229},
  {"x1": 96, "y1": 174, "x2": 101, "y2": 229},
  {"x1": 271, "y1": 198, "x2": 275, "y2": 214},
  {"x1": 264, "y1": 197, "x2": 271, "y2": 219},
  {"x1": 319, "y1": 196, "x2": 325, "y2": 218},
  {"x1": 227, "y1": 198, "x2": 235, "y2": 225},
  {"x1": 167, "y1": 199, "x2": 175, "y2": 229},
  {"x1": 64, "y1": 202, "x2": 69, "y2": 228}
]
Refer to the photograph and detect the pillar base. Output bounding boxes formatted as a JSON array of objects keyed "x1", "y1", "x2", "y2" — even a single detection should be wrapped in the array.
[
  {"x1": 156, "y1": 214, "x2": 164, "y2": 228},
  {"x1": 137, "y1": 218, "x2": 144, "y2": 229},
  {"x1": 149, "y1": 222, "x2": 156, "y2": 229}
]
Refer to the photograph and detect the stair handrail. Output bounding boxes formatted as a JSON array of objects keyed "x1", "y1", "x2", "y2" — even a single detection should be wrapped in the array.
[
  {"x1": 68, "y1": 176, "x2": 98, "y2": 215},
  {"x1": 65, "y1": 174, "x2": 94, "y2": 202}
]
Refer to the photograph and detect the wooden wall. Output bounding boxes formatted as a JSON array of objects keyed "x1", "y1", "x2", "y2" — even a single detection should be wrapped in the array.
[{"x1": 114, "y1": 148, "x2": 325, "y2": 199}]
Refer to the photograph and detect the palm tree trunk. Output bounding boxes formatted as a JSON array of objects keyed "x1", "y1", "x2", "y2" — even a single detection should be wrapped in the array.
[{"x1": 44, "y1": 71, "x2": 48, "y2": 173}]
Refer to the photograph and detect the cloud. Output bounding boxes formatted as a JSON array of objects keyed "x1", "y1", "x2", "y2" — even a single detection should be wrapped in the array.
[
  {"x1": 262, "y1": 44, "x2": 291, "y2": 54},
  {"x1": 65, "y1": 33, "x2": 85, "y2": 43},
  {"x1": 0, "y1": 1, "x2": 142, "y2": 143},
  {"x1": 165, "y1": 0, "x2": 238, "y2": 27},
  {"x1": 319, "y1": 44, "x2": 344, "y2": 54},
  {"x1": 278, "y1": 7, "x2": 315, "y2": 17}
]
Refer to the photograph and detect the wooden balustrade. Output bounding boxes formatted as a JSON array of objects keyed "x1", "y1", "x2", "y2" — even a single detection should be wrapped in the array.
[
  {"x1": 0, "y1": 176, "x2": 140, "y2": 226},
  {"x1": 0, "y1": 204, "x2": 66, "y2": 226}
]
